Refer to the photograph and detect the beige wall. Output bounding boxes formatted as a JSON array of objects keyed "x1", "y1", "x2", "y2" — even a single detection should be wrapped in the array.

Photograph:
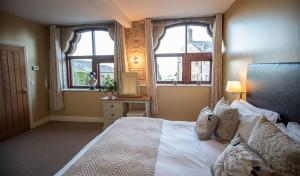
[
  {"x1": 0, "y1": 11, "x2": 50, "y2": 122},
  {"x1": 158, "y1": 86, "x2": 210, "y2": 121},
  {"x1": 223, "y1": 0, "x2": 300, "y2": 102},
  {"x1": 53, "y1": 86, "x2": 209, "y2": 122},
  {"x1": 51, "y1": 91, "x2": 106, "y2": 117}
]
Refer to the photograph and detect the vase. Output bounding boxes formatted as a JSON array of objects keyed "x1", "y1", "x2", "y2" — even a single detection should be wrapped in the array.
[
  {"x1": 107, "y1": 91, "x2": 113, "y2": 98},
  {"x1": 88, "y1": 77, "x2": 98, "y2": 90}
]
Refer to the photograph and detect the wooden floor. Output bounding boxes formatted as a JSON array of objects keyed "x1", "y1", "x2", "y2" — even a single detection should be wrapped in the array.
[{"x1": 0, "y1": 121, "x2": 103, "y2": 176}]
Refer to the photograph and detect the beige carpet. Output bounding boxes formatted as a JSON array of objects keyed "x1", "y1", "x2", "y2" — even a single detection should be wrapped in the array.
[{"x1": 0, "y1": 121, "x2": 103, "y2": 176}]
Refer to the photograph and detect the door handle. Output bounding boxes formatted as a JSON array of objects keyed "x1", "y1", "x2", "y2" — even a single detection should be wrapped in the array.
[{"x1": 22, "y1": 89, "x2": 28, "y2": 94}]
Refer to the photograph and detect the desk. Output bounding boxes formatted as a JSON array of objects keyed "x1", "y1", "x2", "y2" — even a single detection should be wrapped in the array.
[{"x1": 102, "y1": 96, "x2": 151, "y2": 128}]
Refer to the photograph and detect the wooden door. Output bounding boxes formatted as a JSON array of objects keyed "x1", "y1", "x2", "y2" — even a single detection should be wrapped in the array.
[{"x1": 0, "y1": 44, "x2": 30, "y2": 140}]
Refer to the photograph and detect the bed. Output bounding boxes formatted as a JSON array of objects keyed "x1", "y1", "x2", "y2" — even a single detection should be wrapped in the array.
[
  {"x1": 56, "y1": 63, "x2": 300, "y2": 176},
  {"x1": 56, "y1": 118, "x2": 225, "y2": 176}
]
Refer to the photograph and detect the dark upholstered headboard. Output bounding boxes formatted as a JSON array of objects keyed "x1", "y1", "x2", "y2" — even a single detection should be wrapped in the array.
[{"x1": 247, "y1": 63, "x2": 300, "y2": 125}]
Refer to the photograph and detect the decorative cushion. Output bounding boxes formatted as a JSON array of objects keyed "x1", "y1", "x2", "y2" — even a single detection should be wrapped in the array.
[
  {"x1": 248, "y1": 117, "x2": 300, "y2": 175},
  {"x1": 213, "y1": 98, "x2": 240, "y2": 143},
  {"x1": 195, "y1": 106, "x2": 218, "y2": 140},
  {"x1": 211, "y1": 134, "x2": 273, "y2": 176}
]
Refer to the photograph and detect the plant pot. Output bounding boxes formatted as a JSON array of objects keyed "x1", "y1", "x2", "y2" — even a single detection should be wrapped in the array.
[{"x1": 107, "y1": 92, "x2": 113, "y2": 98}]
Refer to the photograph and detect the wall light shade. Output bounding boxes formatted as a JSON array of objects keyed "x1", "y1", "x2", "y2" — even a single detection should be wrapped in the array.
[
  {"x1": 226, "y1": 81, "x2": 242, "y2": 93},
  {"x1": 133, "y1": 56, "x2": 139, "y2": 64}
]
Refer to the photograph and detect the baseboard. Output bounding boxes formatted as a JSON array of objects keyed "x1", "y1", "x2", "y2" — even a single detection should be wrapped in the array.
[
  {"x1": 30, "y1": 116, "x2": 104, "y2": 129},
  {"x1": 31, "y1": 116, "x2": 50, "y2": 129},
  {"x1": 50, "y1": 116, "x2": 104, "y2": 123}
]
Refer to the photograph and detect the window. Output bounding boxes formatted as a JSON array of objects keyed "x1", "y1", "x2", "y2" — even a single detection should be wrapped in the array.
[
  {"x1": 67, "y1": 29, "x2": 114, "y2": 88},
  {"x1": 155, "y1": 24, "x2": 212, "y2": 84}
]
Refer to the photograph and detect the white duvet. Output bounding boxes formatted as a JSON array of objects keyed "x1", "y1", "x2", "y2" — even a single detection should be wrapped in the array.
[
  {"x1": 56, "y1": 119, "x2": 225, "y2": 176},
  {"x1": 155, "y1": 120, "x2": 225, "y2": 176}
]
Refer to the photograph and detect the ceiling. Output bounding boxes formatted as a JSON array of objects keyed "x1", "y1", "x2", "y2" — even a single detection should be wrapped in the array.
[
  {"x1": 0, "y1": 0, "x2": 235, "y2": 28},
  {"x1": 114, "y1": 0, "x2": 235, "y2": 21}
]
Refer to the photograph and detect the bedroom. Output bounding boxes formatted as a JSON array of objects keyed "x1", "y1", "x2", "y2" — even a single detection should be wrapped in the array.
[{"x1": 0, "y1": 0, "x2": 300, "y2": 175}]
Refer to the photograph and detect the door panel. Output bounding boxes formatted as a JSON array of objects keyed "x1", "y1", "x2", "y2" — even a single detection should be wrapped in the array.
[
  {"x1": 0, "y1": 44, "x2": 30, "y2": 140},
  {"x1": 14, "y1": 51, "x2": 25, "y2": 129},
  {"x1": 0, "y1": 56, "x2": 6, "y2": 133}
]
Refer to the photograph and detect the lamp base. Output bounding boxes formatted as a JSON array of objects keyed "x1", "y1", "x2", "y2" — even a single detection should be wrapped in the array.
[{"x1": 236, "y1": 92, "x2": 244, "y2": 100}]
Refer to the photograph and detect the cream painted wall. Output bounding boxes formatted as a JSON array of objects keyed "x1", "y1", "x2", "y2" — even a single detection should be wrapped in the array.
[
  {"x1": 52, "y1": 86, "x2": 209, "y2": 122},
  {"x1": 158, "y1": 86, "x2": 210, "y2": 121},
  {"x1": 51, "y1": 91, "x2": 107, "y2": 117},
  {"x1": 223, "y1": 0, "x2": 300, "y2": 102},
  {"x1": 0, "y1": 11, "x2": 50, "y2": 122}
]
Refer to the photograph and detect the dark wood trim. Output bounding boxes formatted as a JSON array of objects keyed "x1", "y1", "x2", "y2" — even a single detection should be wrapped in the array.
[
  {"x1": 67, "y1": 55, "x2": 114, "y2": 59},
  {"x1": 70, "y1": 86, "x2": 90, "y2": 89},
  {"x1": 66, "y1": 54, "x2": 71, "y2": 88},
  {"x1": 155, "y1": 53, "x2": 212, "y2": 85},
  {"x1": 155, "y1": 54, "x2": 184, "y2": 84},
  {"x1": 183, "y1": 53, "x2": 189, "y2": 84},
  {"x1": 155, "y1": 53, "x2": 184, "y2": 57},
  {"x1": 186, "y1": 53, "x2": 212, "y2": 84},
  {"x1": 67, "y1": 56, "x2": 114, "y2": 88},
  {"x1": 157, "y1": 81, "x2": 185, "y2": 84},
  {"x1": 185, "y1": 25, "x2": 187, "y2": 53}
]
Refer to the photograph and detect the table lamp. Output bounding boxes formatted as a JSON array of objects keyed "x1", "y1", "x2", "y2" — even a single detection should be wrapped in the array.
[{"x1": 226, "y1": 81, "x2": 243, "y2": 100}]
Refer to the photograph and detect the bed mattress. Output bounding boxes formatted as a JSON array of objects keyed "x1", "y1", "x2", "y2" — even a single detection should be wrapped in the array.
[{"x1": 55, "y1": 118, "x2": 225, "y2": 176}]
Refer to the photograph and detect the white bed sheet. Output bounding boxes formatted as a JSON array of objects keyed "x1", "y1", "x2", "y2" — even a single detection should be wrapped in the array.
[
  {"x1": 55, "y1": 119, "x2": 225, "y2": 176},
  {"x1": 155, "y1": 120, "x2": 225, "y2": 176}
]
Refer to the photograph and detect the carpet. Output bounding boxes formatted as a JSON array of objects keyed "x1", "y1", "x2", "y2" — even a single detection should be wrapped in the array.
[{"x1": 0, "y1": 121, "x2": 103, "y2": 176}]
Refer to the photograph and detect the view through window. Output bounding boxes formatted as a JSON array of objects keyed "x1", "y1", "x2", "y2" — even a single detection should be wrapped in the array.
[
  {"x1": 155, "y1": 24, "x2": 212, "y2": 84},
  {"x1": 67, "y1": 30, "x2": 114, "y2": 88}
]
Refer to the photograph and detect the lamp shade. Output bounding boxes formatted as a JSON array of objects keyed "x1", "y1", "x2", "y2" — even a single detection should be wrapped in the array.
[{"x1": 226, "y1": 81, "x2": 242, "y2": 93}]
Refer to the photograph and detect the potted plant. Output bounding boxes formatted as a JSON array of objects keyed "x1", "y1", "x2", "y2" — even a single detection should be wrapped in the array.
[{"x1": 100, "y1": 75, "x2": 117, "y2": 98}]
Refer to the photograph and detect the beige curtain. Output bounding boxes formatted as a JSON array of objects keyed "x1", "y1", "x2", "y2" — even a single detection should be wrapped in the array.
[
  {"x1": 49, "y1": 25, "x2": 64, "y2": 111},
  {"x1": 114, "y1": 22, "x2": 128, "y2": 87},
  {"x1": 210, "y1": 14, "x2": 223, "y2": 108},
  {"x1": 60, "y1": 23, "x2": 115, "y2": 53},
  {"x1": 152, "y1": 17, "x2": 214, "y2": 49},
  {"x1": 145, "y1": 19, "x2": 159, "y2": 115}
]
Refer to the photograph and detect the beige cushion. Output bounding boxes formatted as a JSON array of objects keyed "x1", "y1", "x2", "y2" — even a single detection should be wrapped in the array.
[
  {"x1": 248, "y1": 117, "x2": 300, "y2": 176},
  {"x1": 211, "y1": 134, "x2": 274, "y2": 176},
  {"x1": 195, "y1": 106, "x2": 218, "y2": 140},
  {"x1": 213, "y1": 98, "x2": 240, "y2": 143}
]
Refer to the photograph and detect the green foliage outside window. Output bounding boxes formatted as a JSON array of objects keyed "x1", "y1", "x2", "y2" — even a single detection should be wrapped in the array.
[{"x1": 73, "y1": 72, "x2": 89, "y2": 86}]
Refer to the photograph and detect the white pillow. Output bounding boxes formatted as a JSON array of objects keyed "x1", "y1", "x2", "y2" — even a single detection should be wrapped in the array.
[
  {"x1": 276, "y1": 123, "x2": 300, "y2": 143},
  {"x1": 287, "y1": 122, "x2": 300, "y2": 137},
  {"x1": 234, "y1": 99, "x2": 280, "y2": 123},
  {"x1": 231, "y1": 100, "x2": 262, "y2": 142}
]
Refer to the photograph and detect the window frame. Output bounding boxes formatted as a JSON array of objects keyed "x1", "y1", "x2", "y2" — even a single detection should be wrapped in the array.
[
  {"x1": 154, "y1": 24, "x2": 212, "y2": 85},
  {"x1": 66, "y1": 28, "x2": 114, "y2": 89}
]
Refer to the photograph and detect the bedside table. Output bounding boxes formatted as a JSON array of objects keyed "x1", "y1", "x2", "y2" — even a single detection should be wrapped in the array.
[{"x1": 102, "y1": 96, "x2": 151, "y2": 128}]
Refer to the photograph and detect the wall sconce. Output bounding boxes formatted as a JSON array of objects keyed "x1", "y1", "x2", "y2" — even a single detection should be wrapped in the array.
[
  {"x1": 226, "y1": 81, "x2": 245, "y2": 100},
  {"x1": 133, "y1": 56, "x2": 139, "y2": 64}
]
